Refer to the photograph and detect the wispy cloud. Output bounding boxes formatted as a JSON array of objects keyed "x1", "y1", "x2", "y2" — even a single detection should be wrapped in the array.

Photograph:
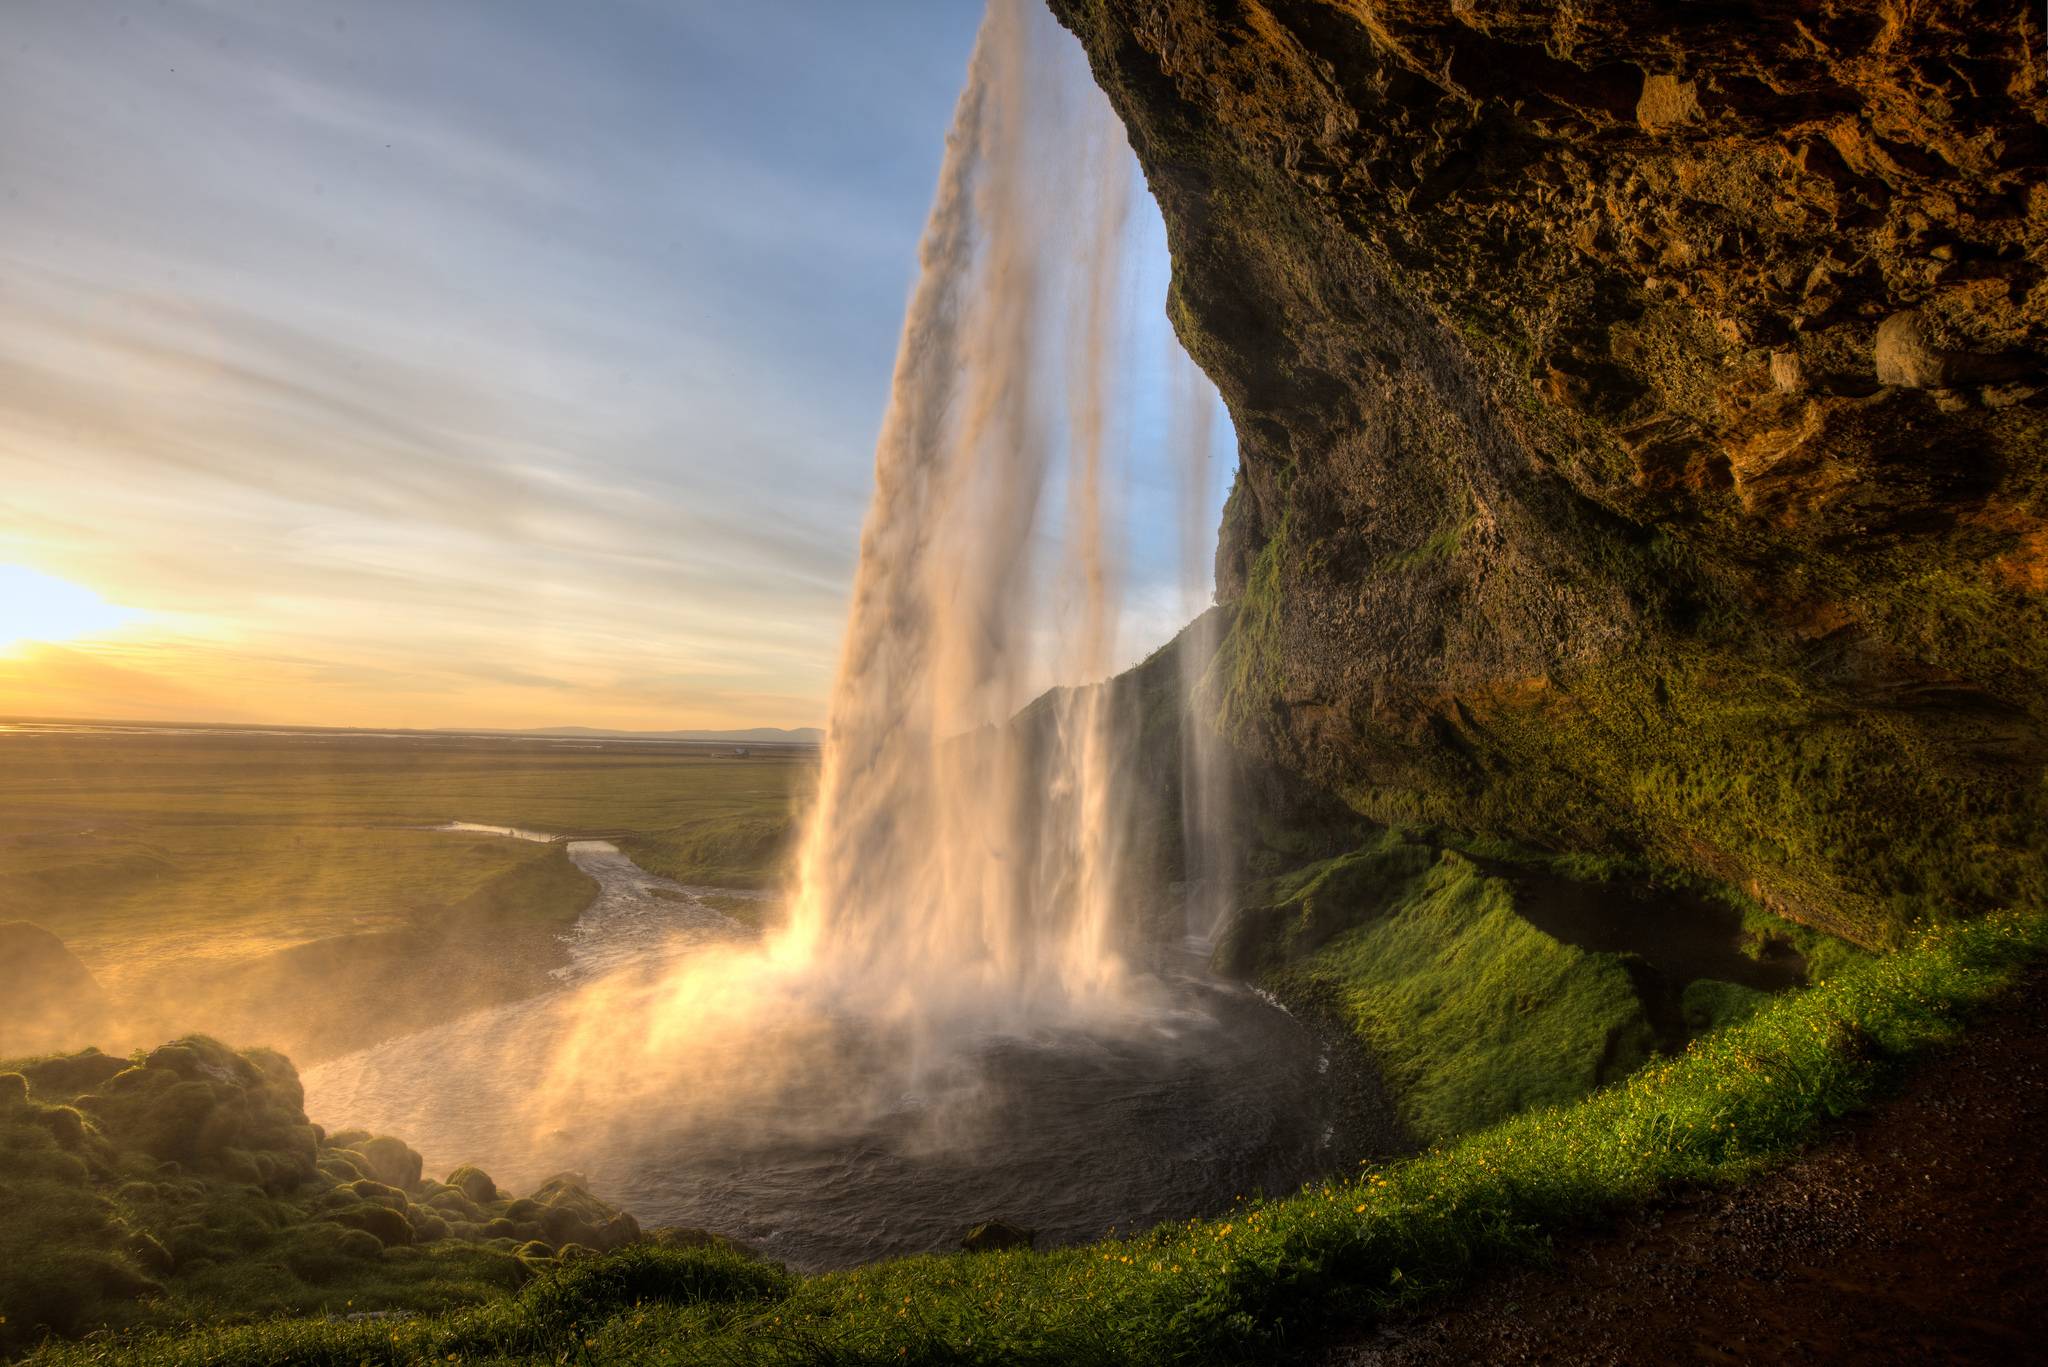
[{"x1": 0, "y1": 0, "x2": 1228, "y2": 731}]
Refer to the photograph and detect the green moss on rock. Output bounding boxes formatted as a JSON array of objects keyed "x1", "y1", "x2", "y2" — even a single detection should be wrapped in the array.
[
  {"x1": 1266, "y1": 851, "x2": 1658, "y2": 1140},
  {"x1": 0, "y1": 1036, "x2": 668, "y2": 1352}
]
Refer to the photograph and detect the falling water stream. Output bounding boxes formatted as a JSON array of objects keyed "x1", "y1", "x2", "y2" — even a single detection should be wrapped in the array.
[{"x1": 302, "y1": 0, "x2": 1355, "y2": 1269}]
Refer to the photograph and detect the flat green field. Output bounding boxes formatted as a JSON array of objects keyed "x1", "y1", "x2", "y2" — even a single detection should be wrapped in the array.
[
  {"x1": 0, "y1": 726, "x2": 810, "y2": 1058},
  {"x1": 0, "y1": 728, "x2": 805, "y2": 834}
]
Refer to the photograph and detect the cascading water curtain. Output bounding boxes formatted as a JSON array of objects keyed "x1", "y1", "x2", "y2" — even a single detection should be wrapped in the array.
[{"x1": 782, "y1": 0, "x2": 1153, "y2": 1025}]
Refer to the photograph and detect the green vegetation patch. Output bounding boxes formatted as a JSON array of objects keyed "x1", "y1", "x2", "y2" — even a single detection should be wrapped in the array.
[
  {"x1": 0, "y1": 737, "x2": 809, "y2": 994},
  {"x1": 0, "y1": 732, "x2": 810, "y2": 1061},
  {"x1": 1264, "y1": 848, "x2": 1656, "y2": 1140},
  {"x1": 1221, "y1": 830, "x2": 1863, "y2": 1142},
  {"x1": 0, "y1": 827, "x2": 577, "y2": 999},
  {"x1": 619, "y1": 812, "x2": 796, "y2": 891},
  {"x1": 0, "y1": 1036, "x2": 654, "y2": 1357},
  {"x1": 25, "y1": 913, "x2": 2042, "y2": 1366}
]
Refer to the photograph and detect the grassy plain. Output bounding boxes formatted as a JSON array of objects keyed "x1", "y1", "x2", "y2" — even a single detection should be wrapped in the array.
[{"x1": 0, "y1": 726, "x2": 809, "y2": 1057}]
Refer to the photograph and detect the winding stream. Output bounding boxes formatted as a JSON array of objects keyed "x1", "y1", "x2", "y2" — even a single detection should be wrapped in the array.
[{"x1": 302, "y1": 829, "x2": 1350, "y2": 1270}]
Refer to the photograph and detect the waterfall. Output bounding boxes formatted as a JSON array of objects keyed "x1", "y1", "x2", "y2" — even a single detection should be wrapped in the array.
[
  {"x1": 1172, "y1": 343, "x2": 1238, "y2": 951},
  {"x1": 301, "y1": 6, "x2": 1287, "y2": 1247},
  {"x1": 518, "y1": 0, "x2": 1240, "y2": 1148},
  {"x1": 781, "y1": 0, "x2": 1149, "y2": 1024}
]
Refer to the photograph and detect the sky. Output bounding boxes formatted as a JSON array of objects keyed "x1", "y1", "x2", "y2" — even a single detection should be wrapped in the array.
[{"x1": 0, "y1": 0, "x2": 1229, "y2": 732}]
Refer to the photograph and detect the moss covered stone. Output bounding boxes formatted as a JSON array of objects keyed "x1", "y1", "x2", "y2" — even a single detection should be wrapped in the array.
[
  {"x1": 447, "y1": 1164, "x2": 500, "y2": 1206},
  {"x1": 348, "y1": 1134, "x2": 424, "y2": 1191},
  {"x1": 1, "y1": 1034, "x2": 655, "y2": 1352}
]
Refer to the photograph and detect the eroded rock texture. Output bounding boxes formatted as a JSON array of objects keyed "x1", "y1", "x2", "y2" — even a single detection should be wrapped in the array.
[{"x1": 1049, "y1": 0, "x2": 2047, "y2": 944}]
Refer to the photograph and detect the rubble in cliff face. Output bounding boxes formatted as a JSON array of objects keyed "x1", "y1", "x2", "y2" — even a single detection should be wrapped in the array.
[{"x1": 1050, "y1": 0, "x2": 2046, "y2": 945}]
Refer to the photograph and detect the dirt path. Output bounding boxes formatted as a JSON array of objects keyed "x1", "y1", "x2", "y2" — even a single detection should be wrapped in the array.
[{"x1": 1326, "y1": 968, "x2": 2048, "y2": 1366}]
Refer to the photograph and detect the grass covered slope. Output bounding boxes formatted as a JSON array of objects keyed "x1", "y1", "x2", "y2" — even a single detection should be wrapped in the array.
[
  {"x1": 1221, "y1": 832, "x2": 1831, "y2": 1142},
  {"x1": 24, "y1": 912, "x2": 2040, "y2": 1366},
  {"x1": 0, "y1": 827, "x2": 582, "y2": 999},
  {"x1": 0, "y1": 1036, "x2": 660, "y2": 1356},
  {"x1": 1268, "y1": 853, "x2": 1655, "y2": 1141}
]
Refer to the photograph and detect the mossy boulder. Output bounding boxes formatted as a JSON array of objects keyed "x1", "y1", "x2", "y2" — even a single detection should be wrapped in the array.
[
  {"x1": 348, "y1": 1134, "x2": 424, "y2": 1191},
  {"x1": 447, "y1": 1164, "x2": 501, "y2": 1205},
  {"x1": 318, "y1": 1153, "x2": 367, "y2": 1184},
  {"x1": 347, "y1": 1177, "x2": 409, "y2": 1209},
  {"x1": 425, "y1": 1188, "x2": 488, "y2": 1222},
  {"x1": 14, "y1": 1048, "x2": 127, "y2": 1100},
  {"x1": 2, "y1": 1034, "x2": 664, "y2": 1349},
  {"x1": 531, "y1": 1174, "x2": 641, "y2": 1252},
  {"x1": 329, "y1": 1202, "x2": 414, "y2": 1248},
  {"x1": 33, "y1": 1103, "x2": 89, "y2": 1149},
  {"x1": 75, "y1": 1037, "x2": 319, "y2": 1189},
  {"x1": 961, "y1": 1219, "x2": 1036, "y2": 1253},
  {"x1": 279, "y1": 1222, "x2": 383, "y2": 1284},
  {"x1": 407, "y1": 1208, "x2": 452, "y2": 1243},
  {"x1": 0, "y1": 1072, "x2": 28, "y2": 1108}
]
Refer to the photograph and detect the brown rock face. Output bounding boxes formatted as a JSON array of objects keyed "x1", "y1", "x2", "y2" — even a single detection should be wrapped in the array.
[{"x1": 1049, "y1": 0, "x2": 2047, "y2": 944}]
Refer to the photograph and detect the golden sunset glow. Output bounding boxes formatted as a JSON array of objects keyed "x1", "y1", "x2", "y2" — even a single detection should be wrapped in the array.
[{"x1": 0, "y1": 565, "x2": 145, "y2": 653}]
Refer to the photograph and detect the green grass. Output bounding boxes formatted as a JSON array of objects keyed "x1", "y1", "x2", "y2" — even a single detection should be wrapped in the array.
[
  {"x1": 0, "y1": 827, "x2": 576, "y2": 997},
  {"x1": 1679, "y1": 978, "x2": 1768, "y2": 1033},
  {"x1": 23, "y1": 911, "x2": 2041, "y2": 1366},
  {"x1": 1221, "y1": 830, "x2": 1842, "y2": 1142},
  {"x1": 1422, "y1": 830, "x2": 1871, "y2": 986},
  {"x1": 1268, "y1": 851, "x2": 1656, "y2": 1140},
  {"x1": 0, "y1": 733, "x2": 806, "y2": 838},
  {"x1": 620, "y1": 814, "x2": 798, "y2": 892},
  {"x1": 0, "y1": 731, "x2": 808, "y2": 1059}
]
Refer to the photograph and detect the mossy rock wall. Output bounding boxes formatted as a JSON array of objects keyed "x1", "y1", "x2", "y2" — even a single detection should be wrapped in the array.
[{"x1": 1049, "y1": 0, "x2": 2048, "y2": 947}]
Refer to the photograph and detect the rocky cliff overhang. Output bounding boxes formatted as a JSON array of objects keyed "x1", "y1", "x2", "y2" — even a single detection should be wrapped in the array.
[{"x1": 1051, "y1": 0, "x2": 2047, "y2": 945}]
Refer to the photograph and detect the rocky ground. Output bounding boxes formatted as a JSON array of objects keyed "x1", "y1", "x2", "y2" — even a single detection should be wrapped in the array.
[{"x1": 1322, "y1": 968, "x2": 2048, "y2": 1366}]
